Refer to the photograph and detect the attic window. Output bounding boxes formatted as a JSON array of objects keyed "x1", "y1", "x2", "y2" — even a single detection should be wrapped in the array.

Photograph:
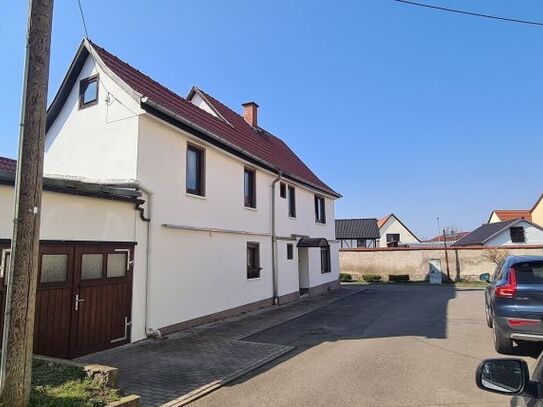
[
  {"x1": 79, "y1": 75, "x2": 99, "y2": 109},
  {"x1": 510, "y1": 226, "x2": 526, "y2": 243}
]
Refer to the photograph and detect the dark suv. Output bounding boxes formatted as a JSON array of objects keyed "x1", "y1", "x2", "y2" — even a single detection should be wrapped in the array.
[{"x1": 481, "y1": 255, "x2": 543, "y2": 354}]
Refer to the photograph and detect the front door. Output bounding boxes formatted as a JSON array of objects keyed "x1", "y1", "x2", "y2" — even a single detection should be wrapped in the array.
[
  {"x1": 71, "y1": 245, "x2": 133, "y2": 357},
  {"x1": 298, "y1": 247, "x2": 309, "y2": 295},
  {"x1": 0, "y1": 242, "x2": 133, "y2": 358}
]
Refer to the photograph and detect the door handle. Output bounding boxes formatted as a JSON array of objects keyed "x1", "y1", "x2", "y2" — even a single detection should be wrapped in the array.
[{"x1": 75, "y1": 294, "x2": 85, "y2": 311}]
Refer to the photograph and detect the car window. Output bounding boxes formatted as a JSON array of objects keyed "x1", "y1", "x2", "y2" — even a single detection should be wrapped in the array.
[
  {"x1": 514, "y1": 261, "x2": 543, "y2": 284},
  {"x1": 492, "y1": 260, "x2": 504, "y2": 281}
]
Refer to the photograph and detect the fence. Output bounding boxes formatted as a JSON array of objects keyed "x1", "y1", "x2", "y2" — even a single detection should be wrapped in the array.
[{"x1": 339, "y1": 245, "x2": 543, "y2": 281}]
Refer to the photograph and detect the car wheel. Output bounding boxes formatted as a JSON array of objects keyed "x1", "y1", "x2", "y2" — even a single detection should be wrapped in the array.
[
  {"x1": 493, "y1": 323, "x2": 514, "y2": 354},
  {"x1": 485, "y1": 304, "x2": 493, "y2": 328}
]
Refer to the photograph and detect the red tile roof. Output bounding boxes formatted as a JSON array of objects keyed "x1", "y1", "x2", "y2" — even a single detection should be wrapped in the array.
[
  {"x1": 492, "y1": 210, "x2": 532, "y2": 222},
  {"x1": 377, "y1": 215, "x2": 391, "y2": 228},
  {"x1": 89, "y1": 41, "x2": 338, "y2": 197},
  {"x1": 426, "y1": 231, "x2": 470, "y2": 242},
  {"x1": 0, "y1": 156, "x2": 16, "y2": 172}
]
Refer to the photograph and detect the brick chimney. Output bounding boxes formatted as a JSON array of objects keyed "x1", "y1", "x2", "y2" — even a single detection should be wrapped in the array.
[{"x1": 242, "y1": 102, "x2": 259, "y2": 127}]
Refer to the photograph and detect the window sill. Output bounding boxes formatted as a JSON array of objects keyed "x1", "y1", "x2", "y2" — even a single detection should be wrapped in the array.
[
  {"x1": 244, "y1": 206, "x2": 258, "y2": 212},
  {"x1": 315, "y1": 221, "x2": 327, "y2": 226},
  {"x1": 289, "y1": 216, "x2": 297, "y2": 220},
  {"x1": 186, "y1": 192, "x2": 207, "y2": 200},
  {"x1": 247, "y1": 277, "x2": 261, "y2": 281}
]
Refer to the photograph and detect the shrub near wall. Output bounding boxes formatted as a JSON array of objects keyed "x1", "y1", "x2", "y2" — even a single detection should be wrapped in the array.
[{"x1": 339, "y1": 245, "x2": 543, "y2": 282}]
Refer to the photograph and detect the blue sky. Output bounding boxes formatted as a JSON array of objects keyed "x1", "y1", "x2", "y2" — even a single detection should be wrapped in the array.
[{"x1": 1, "y1": 0, "x2": 542, "y2": 239}]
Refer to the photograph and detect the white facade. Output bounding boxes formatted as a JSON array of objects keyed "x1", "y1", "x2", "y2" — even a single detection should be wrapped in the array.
[
  {"x1": 485, "y1": 221, "x2": 543, "y2": 246},
  {"x1": 378, "y1": 214, "x2": 419, "y2": 247},
  {"x1": 42, "y1": 43, "x2": 340, "y2": 342}
]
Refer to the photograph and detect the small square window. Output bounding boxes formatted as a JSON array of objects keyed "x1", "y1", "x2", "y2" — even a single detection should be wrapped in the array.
[
  {"x1": 287, "y1": 244, "x2": 293, "y2": 260},
  {"x1": 247, "y1": 242, "x2": 261, "y2": 279},
  {"x1": 279, "y1": 182, "x2": 286, "y2": 199},
  {"x1": 107, "y1": 253, "x2": 127, "y2": 278},
  {"x1": 510, "y1": 227, "x2": 526, "y2": 243},
  {"x1": 40, "y1": 254, "x2": 68, "y2": 283},
  {"x1": 81, "y1": 254, "x2": 103, "y2": 280},
  {"x1": 79, "y1": 75, "x2": 99, "y2": 108}
]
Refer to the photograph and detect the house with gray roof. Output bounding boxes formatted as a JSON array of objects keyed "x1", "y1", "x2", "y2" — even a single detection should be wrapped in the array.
[
  {"x1": 453, "y1": 219, "x2": 543, "y2": 247},
  {"x1": 335, "y1": 219, "x2": 381, "y2": 248}
]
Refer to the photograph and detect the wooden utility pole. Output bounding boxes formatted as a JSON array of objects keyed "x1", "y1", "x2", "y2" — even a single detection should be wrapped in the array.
[
  {"x1": 0, "y1": 0, "x2": 54, "y2": 405},
  {"x1": 443, "y1": 228, "x2": 451, "y2": 282}
]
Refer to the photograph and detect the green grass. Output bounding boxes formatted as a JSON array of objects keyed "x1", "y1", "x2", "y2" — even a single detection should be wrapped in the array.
[{"x1": 30, "y1": 359, "x2": 120, "y2": 407}]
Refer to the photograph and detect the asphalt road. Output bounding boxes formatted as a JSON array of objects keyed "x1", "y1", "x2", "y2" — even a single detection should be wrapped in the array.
[{"x1": 190, "y1": 284, "x2": 543, "y2": 407}]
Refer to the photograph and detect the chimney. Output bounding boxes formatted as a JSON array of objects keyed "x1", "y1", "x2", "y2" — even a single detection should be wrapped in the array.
[{"x1": 242, "y1": 102, "x2": 259, "y2": 127}]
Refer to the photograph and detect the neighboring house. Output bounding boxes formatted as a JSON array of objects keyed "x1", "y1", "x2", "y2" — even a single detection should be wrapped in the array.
[
  {"x1": 377, "y1": 214, "x2": 420, "y2": 247},
  {"x1": 0, "y1": 39, "x2": 341, "y2": 357},
  {"x1": 335, "y1": 219, "x2": 380, "y2": 248},
  {"x1": 425, "y1": 231, "x2": 470, "y2": 245},
  {"x1": 453, "y1": 219, "x2": 543, "y2": 247},
  {"x1": 488, "y1": 192, "x2": 543, "y2": 227},
  {"x1": 488, "y1": 210, "x2": 532, "y2": 223}
]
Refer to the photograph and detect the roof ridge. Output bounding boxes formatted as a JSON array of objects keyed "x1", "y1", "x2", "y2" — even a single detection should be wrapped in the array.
[{"x1": 89, "y1": 41, "x2": 232, "y2": 129}]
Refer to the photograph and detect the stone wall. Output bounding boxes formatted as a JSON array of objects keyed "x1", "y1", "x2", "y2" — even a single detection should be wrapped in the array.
[{"x1": 340, "y1": 245, "x2": 543, "y2": 281}]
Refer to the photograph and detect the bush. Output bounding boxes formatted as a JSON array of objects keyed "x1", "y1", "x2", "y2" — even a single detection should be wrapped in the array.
[
  {"x1": 339, "y1": 273, "x2": 353, "y2": 282},
  {"x1": 389, "y1": 274, "x2": 410, "y2": 283},
  {"x1": 362, "y1": 274, "x2": 382, "y2": 282}
]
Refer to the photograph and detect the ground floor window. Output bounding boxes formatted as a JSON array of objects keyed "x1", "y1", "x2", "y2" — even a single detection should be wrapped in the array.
[
  {"x1": 287, "y1": 243, "x2": 294, "y2": 260},
  {"x1": 247, "y1": 242, "x2": 261, "y2": 279},
  {"x1": 320, "y1": 247, "x2": 331, "y2": 274}
]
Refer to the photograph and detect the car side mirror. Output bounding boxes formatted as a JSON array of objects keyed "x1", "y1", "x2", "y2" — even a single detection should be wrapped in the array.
[
  {"x1": 476, "y1": 359, "x2": 530, "y2": 396},
  {"x1": 479, "y1": 273, "x2": 490, "y2": 283}
]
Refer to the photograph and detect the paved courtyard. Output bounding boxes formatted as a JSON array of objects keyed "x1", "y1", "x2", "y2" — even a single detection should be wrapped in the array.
[
  {"x1": 191, "y1": 284, "x2": 543, "y2": 407},
  {"x1": 81, "y1": 284, "x2": 543, "y2": 406},
  {"x1": 78, "y1": 285, "x2": 363, "y2": 406}
]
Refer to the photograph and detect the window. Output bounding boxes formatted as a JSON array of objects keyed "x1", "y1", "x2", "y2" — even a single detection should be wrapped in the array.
[
  {"x1": 386, "y1": 233, "x2": 400, "y2": 248},
  {"x1": 247, "y1": 242, "x2": 261, "y2": 279},
  {"x1": 186, "y1": 144, "x2": 205, "y2": 196},
  {"x1": 40, "y1": 254, "x2": 68, "y2": 283},
  {"x1": 107, "y1": 253, "x2": 127, "y2": 278},
  {"x1": 314, "y1": 195, "x2": 326, "y2": 224},
  {"x1": 320, "y1": 247, "x2": 331, "y2": 274},
  {"x1": 510, "y1": 226, "x2": 526, "y2": 243},
  {"x1": 79, "y1": 75, "x2": 99, "y2": 108},
  {"x1": 1, "y1": 249, "x2": 10, "y2": 280},
  {"x1": 81, "y1": 254, "x2": 103, "y2": 280},
  {"x1": 244, "y1": 168, "x2": 256, "y2": 208},
  {"x1": 287, "y1": 243, "x2": 294, "y2": 260},
  {"x1": 288, "y1": 185, "x2": 296, "y2": 218},
  {"x1": 279, "y1": 182, "x2": 287, "y2": 198}
]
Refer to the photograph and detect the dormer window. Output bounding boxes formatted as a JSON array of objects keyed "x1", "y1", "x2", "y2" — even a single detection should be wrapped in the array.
[{"x1": 79, "y1": 75, "x2": 99, "y2": 109}]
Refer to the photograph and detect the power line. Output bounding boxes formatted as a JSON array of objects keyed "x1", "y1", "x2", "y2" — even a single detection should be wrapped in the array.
[
  {"x1": 393, "y1": 0, "x2": 543, "y2": 27},
  {"x1": 76, "y1": 0, "x2": 89, "y2": 38}
]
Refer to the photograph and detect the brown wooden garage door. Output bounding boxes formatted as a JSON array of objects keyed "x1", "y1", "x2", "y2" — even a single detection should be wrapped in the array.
[{"x1": 0, "y1": 242, "x2": 134, "y2": 359}]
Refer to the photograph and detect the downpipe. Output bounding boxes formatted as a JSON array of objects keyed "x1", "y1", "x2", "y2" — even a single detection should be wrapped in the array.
[{"x1": 271, "y1": 171, "x2": 282, "y2": 305}]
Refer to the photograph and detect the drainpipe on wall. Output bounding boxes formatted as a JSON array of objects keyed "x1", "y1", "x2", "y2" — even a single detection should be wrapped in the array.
[
  {"x1": 135, "y1": 184, "x2": 162, "y2": 339},
  {"x1": 271, "y1": 171, "x2": 283, "y2": 305}
]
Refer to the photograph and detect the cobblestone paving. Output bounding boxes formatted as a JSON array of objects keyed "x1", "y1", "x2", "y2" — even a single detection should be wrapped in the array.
[{"x1": 78, "y1": 286, "x2": 364, "y2": 406}]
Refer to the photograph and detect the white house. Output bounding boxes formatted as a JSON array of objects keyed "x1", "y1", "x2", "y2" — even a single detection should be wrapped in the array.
[
  {"x1": 377, "y1": 214, "x2": 420, "y2": 247},
  {"x1": 453, "y1": 219, "x2": 543, "y2": 247},
  {"x1": 2, "y1": 39, "x2": 341, "y2": 357}
]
